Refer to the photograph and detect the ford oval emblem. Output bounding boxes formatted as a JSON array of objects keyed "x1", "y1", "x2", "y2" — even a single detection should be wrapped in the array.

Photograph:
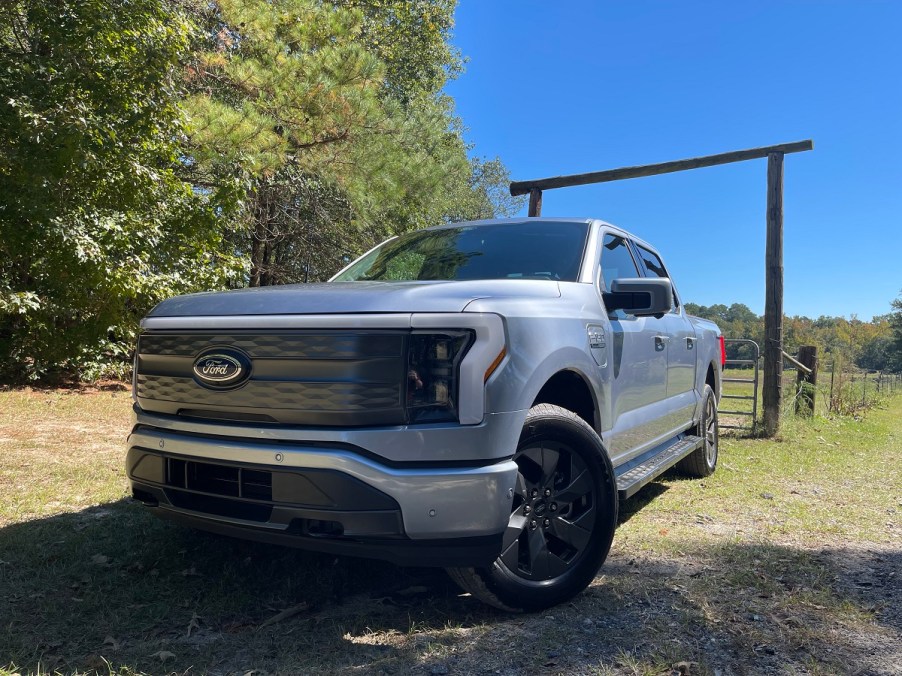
[{"x1": 192, "y1": 349, "x2": 251, "y2": 389}]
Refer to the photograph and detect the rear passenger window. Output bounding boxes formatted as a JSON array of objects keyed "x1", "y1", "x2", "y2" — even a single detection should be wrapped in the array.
[
  {"x1": 600, "y1": 235, "x2": 639, "y2": 290},
  {"x1": 635, "y1": 245, "x2": 668, "y2": 279},
  {"x1": 636, "y1": 244, "x2": 679, "y2": 309}
]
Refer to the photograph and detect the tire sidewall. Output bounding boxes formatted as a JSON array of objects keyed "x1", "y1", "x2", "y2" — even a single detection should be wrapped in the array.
[
  {"x1": 702, "y1": 384, "x2": 719, "y2": 473},
  {"x1": 482, "y1": 405, "x2": 618, "y2": 611}
]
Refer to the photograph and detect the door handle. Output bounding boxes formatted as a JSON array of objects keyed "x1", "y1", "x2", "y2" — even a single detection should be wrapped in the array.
[
  {"x1": 686, "y1": 337, "x2": 695, "y2": 350},
  {"x1": 654, "y1": 335, "x2": 669, "y2": 351}
]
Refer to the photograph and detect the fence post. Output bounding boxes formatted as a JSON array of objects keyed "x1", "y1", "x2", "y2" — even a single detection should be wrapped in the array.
[
  {"x1": 829, "y1": 359, "x2": 837, "y2": 412},
  {"x1": 795, "y1": 346, "x2": 818, "y2": 416},
  {"x1": 762, "y1": 152, "x2": 785, "y2": 436}
]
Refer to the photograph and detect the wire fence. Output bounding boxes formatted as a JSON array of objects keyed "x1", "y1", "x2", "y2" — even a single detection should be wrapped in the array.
[{"x1": 720, "y1": 358, "x2": 901, "y2": 435}]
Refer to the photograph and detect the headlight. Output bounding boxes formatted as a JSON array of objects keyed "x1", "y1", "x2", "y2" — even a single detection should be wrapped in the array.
[{"x1": 406, "y1": 331, "x2": 473, "y2": 423}]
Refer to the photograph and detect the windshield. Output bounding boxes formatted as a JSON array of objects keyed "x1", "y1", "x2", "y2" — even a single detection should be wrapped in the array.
[{"x1": 332, "y1": 221, "x2": 589, "y2": 282}]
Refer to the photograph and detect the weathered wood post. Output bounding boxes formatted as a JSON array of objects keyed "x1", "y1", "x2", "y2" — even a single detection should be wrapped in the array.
[
  {"x1": 528, "y1": 188, "x2": 543, "y2": 217},
  {"x1": 795, "y1": 346, "x2": 818, "y2": 415},
  {"x1": 829, "y1": 358, "x2": 837, "y2": 412},
  {"x1": 763, "y1": 152, "x2": 784, "y2": 435}
]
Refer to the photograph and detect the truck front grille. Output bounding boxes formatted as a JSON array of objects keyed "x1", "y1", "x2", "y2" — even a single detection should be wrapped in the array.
[{"x1": 135, "y1": 330, "x2": 407, "y2": 426}]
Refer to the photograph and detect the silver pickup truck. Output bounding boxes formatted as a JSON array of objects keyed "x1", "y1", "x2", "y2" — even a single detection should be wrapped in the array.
[{"x1": 127, "y1": 217, "x2": 724, "y2": 611}]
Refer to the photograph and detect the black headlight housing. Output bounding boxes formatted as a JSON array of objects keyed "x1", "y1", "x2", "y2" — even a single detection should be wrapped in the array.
[{"x1": 406, "y1": 330, "x2": 474, "y2": 423}]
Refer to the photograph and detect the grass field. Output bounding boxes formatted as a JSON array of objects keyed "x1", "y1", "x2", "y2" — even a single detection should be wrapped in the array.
[{"x1": 1, "y1": 385, "x2": 899, "y2": 675}]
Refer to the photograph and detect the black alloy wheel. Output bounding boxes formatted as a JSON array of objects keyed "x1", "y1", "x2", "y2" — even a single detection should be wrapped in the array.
[
  {"x1": 677, "y1": 383, "x2": 719, "y2": 478},
  {"x1": 448, "y1": 404, "x2": 617, "y2": 611}
]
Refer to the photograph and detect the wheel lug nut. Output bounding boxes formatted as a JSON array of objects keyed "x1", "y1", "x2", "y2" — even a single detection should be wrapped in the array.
[
  {"x1": 531, "y1": 489, "x2": 538, "y2": 498},
  {"x1": 550, "y1": 503, "x2": 557, "y2": 512},
  {"x1": 523, "y1": 506, "x2": 531, "y2": 514},
  {"x1": 530, "y1": 520, "x2": 537, "y2": 530},
  {"x1": 543, "y1": 518, "x2": 550, "y2": 527},
  {"x1": 544, "y1": 488, "x2": 552, "y2": 497}
]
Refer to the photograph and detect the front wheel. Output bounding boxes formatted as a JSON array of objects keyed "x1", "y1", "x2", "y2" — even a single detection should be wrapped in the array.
[{"x1": 447, "y1": 404, "x2": 617, "y2": 612}]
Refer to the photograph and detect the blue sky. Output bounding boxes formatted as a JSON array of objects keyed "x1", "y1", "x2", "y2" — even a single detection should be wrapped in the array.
[{"x1": 445, "y1": 1, "x2": 901, "y2": 321}]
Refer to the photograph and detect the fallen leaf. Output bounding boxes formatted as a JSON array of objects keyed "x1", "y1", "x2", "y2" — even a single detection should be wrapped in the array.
[
  {"x1": 103, "y1": 635, "x2": 120, "y2": 651},
  {"x1": 395, "y1": 585, "x2": 429, "y2": 597},
  {"x1": 258, "y1": 602, "x2": 309, "y2": 629},
  {"x1": 91, "y1": 554, "x2": 110, "y2": 566},
  {"x1": 151, "y1": 650, "x2": 176, "y2": 662},
  {"x1": 84, "y1": 654, "x2": 107, "y2": 671},
  {"x1": 187, "y1": 613, "x2": 201, "y2": 637}
]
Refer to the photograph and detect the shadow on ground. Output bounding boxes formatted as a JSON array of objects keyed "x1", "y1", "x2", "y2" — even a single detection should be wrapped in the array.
[{"x1": 1, "y1": 495, "x2": 898, "y2": 675}]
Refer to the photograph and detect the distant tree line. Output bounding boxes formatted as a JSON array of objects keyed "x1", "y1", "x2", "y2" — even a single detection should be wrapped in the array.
[
  {"x1": 684, "y1": 297, "x2": 902, "y2": 374},
  {"x1": 0, "y1": 0, "x2": 523, "y2": 383}
]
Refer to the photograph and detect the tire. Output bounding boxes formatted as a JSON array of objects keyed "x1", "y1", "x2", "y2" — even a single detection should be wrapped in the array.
[
  {"x1": 447, "y1": 404, "x2": 618, "y2": 612},
  {"x1": 677, "y1": 384, "x2": 719, "y2": 477}
]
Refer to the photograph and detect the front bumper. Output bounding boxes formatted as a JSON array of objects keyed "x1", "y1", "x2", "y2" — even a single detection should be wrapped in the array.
[{"x1": 126, "y1": 421, "x2": 519, "y2": 567}]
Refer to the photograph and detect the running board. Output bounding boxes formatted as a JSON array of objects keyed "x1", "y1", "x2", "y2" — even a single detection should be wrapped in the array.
[{"x1": 615, "y1": 435, "x2": 703, "y2": 499}]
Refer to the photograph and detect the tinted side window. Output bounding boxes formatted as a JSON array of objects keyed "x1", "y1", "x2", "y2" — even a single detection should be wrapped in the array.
[
  {"x1": 636, "y1": 244, "x2": 679, "y2": 309},
  {"x1": 635, "y1": 245, "x2": 668, "y2": 279},
  {"x1": 600, "y1": 234, "x2": 639, "y2": 290}
]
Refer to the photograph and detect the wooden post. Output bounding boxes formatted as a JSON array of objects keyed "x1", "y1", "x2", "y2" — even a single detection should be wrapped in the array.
[
  {"x1": 763, "y1": 152, "x2": 784, "y2": 436},
  {"x1": 528, "y1": 188, "x2": 543, "y2": 217},
  {"x1": 829, "y1": 358, "x2": 837, "y2": 412},
  {"x1": 795, "y1": 346, "x2": 818, "y2": 416}
]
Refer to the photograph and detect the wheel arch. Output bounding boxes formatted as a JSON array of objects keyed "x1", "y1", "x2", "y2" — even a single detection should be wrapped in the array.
[
  {"x1": 529, "y1": 367, "x2": 600, "y2": 433},
  {"x1": 706, "y1": 360, "x2": 721, "y2": 401}
]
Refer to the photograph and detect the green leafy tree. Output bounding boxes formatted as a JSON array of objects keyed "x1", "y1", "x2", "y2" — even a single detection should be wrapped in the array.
[
  {"x1": 0, "y1": 0, "x2": 241, "y2": 382},
  {"x1": 183, "y1": 0, "x2": 519, "y2": 286}
]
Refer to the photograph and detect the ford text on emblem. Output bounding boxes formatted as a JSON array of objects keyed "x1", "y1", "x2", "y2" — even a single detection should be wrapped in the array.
[{"x1": 192, "y1": 349, "x2": 251, "y2": 389}]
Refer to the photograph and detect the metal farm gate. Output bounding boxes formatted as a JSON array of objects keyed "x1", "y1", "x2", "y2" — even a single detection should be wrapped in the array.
[{"x1": 719, "y1": 338, "x2": 760, "y2": 432}]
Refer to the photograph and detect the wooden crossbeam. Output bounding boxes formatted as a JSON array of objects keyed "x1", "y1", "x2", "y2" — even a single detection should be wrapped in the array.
[{"x1": 509, "y1": 140, "x2": 813, "y2": 197}]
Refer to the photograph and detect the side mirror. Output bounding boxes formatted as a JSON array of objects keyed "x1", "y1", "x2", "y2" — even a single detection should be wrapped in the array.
[{"x1": 604, "y1": 278, "x2": 673, "y2": 317}]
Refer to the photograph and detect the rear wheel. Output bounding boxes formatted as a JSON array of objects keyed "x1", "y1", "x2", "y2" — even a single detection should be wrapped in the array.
[
  {"x1": 677, "y1": 384, "x2": 718, "y2": 477},
  {"x1": 447, "y1": 404, "x2": 617, "y2": 612}
]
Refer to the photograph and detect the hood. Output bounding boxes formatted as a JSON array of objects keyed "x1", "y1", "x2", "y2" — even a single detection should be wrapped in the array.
[{"x1": 147, "y1": 279, "x2": 562, "y2": 317}]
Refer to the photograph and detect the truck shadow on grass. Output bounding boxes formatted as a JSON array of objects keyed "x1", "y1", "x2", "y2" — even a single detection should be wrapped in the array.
[{"x1": 1, "y1": 498, "x2": 899, "y2": 675}]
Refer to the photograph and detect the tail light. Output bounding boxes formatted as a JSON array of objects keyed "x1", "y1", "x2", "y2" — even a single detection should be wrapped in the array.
[
  {"x1": 718, "y1": 335, "x2": 727, "y2": 368},
  {"x1": 406, "y1": 331, "x2": 473, "y2": 423}
]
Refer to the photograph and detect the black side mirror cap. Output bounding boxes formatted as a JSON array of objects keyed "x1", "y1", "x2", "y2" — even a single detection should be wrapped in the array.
[{"x1": 603, "y1": 278, "x2": 673, "y2": 317}]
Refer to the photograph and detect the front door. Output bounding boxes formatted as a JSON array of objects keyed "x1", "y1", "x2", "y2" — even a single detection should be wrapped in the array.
[
  {"x1": 632, "y1": 243, "x2": 698, "y2": 430},
  {"x1": 598, "y1": 233, "x2": 671, "y2": 463}
]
